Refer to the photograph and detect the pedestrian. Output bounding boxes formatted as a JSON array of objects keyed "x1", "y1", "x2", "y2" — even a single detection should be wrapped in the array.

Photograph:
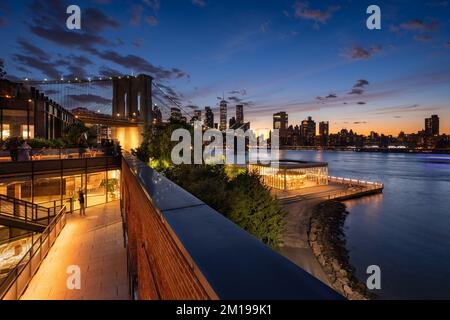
[
  {"x1": 18, "y1": 140, "x2": 32, "y2": 161},
  {"x1": 78, "y1": 190, "x2": 86, "y2": 216}
]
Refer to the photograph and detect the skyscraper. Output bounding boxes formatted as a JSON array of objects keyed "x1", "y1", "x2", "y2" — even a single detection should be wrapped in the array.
[
  {"x1": 170, "y1": 107, "x2": 182, "y2": 122},
  {"x1": 319, "y1": 121, "x2": 329, "y2": 136},
  {"x1": 229, "y1": 117, "x2": 236, "y2": 128},
  {"x1": 425, "y1": 115, "x2": 439, "y2": 136},
  {"x1": 319, "y1": 121, "x2": 329, "y2": 146},
  {"x1": 301, "y1": 116, "x2": 316, "y2": 146},
  {"x1": 204, "y1": 106, "x2": 214, "y2": 128},
  {"x1": 219, "y1": 99, "x2": 227, "y2": 131},
  {"x1": 273, "y1": 112, "x2": 288, "y2": 141},
  {"x1": 236, "y1": 104, "x2": 244, "y2": 125},
  {"x1": 194, "y1": 110, "x2": 202, "y2": 121}
]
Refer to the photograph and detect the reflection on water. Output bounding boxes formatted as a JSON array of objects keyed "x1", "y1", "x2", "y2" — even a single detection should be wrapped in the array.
[{"x1": 281, "y1": 150, "x2": 450, "y2": 299}]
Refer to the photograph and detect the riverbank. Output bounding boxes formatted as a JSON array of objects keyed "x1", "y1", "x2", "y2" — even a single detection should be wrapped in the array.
[{"x1": 308, "y1": 201, "x2": 374, "y2": 300}]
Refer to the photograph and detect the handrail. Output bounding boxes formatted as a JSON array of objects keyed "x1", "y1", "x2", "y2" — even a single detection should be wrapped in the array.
[
  {"x1": 0, "y1": 204, "x2": 67, "y2": 300},
  {"x1": 328, "y1": 175, "x2": 384, "y2": 188},
  {"x1": 0, "y1": 194, "x2": 51, "y2": 222}
]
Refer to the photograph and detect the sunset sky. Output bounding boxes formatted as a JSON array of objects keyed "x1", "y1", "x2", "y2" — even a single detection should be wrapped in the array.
[{"x1": 1, "y1": 0, "x2": 449, "y2": 135}]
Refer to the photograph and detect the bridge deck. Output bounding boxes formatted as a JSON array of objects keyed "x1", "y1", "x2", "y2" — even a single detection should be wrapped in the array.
[{"x1": 20, "y1": 201, "x2": 129, "y2": 300}]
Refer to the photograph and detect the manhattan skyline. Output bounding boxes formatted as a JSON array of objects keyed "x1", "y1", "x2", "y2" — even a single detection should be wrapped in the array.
[{"x1": 0, "y1": 0, "x2": 449, "y2": 135}]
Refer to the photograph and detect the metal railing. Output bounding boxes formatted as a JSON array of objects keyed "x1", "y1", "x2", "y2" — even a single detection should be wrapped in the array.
[
  {"x1": 328, "y1": 175, "x2": 384, "y2": 189},
  {"x1": 0, "y1": 204, "x2": 67, "y2": 300},
  {"x1": 0, "y1": 147, "x2": 109, "y2": 162},
  {"x1": 327, "y1": 176, "x2": 384, "y2": 200},
  {"x1": 0, "y1": 194, "x2": 53, "y2": 223}
]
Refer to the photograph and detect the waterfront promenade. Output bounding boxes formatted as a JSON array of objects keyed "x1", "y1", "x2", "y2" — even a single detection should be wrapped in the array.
[{"x1": 21, "y1": 202, "x2": 128, "y2": 300}]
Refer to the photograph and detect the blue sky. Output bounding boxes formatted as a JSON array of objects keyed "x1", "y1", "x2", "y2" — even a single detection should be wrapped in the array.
[{"x1": 0, "y1": 0, "x2": 449, "y2": 134}]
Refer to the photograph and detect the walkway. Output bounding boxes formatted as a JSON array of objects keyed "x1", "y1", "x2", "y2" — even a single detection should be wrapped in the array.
[{"x1": 21, "y1": 201, "x2": 129, "y2": 300}]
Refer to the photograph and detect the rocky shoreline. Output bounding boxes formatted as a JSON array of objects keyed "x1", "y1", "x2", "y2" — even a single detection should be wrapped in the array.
[{"x1": 308, "y1": 201, "x2": 375, "y2": 300}]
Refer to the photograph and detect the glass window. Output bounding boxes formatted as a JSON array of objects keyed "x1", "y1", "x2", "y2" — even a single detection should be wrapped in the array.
[
  {"x1": 33, "y1": 174, "x2": 62, "y2": 207},
  {"x1": 62, "y1": 174, "x2": 83, "y2": 211},
  {"x1": 107, "y1": 170, "x2": 120, "y2": 202},
  {"x1": 87, "y1": 172, "x2": 106, "y2": 207},
  {"x1": 2, "y1": 124, "x2": 10, "y2": 140},
  {"x1": 2, "y1": 109, "x2": 28, "y2": 138}
]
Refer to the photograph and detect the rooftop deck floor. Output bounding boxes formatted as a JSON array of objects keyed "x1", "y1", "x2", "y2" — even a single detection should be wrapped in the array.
[{"x1": 21, "y1": 201, "x2": 129, "y2": 300}]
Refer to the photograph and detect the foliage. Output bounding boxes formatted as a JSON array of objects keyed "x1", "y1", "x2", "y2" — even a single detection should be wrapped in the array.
[
  {"x1": 2, "y1": 137, "x2": 20, "y2": 150},
  {"x1": 132, "y1": 122, "x2": 192, "y2": 169},
  {"x1": 227, "y1": 171, "x2": 286, "y2": 249},
  {"x1": 62, "y1": 122, "x2": 97, "y2": 147},
  {"x1": 132, "y1": 122, "x2": 286, "y2": 249},
  {"x1": 166, "y1": 164, "x2": 286, "y2": 249},
  {"x1": 0, "y1": 59, "x2": 6, "y2": 78},
  {"x1": 166, "y1": 164, "x2": 231, "y2": 214},
  {"x1": 27, "y1": 138, "x2": 63, "y2": 148}
]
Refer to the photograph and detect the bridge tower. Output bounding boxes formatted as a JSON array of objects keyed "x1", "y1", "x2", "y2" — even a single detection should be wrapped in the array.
[{"x1": 112, "y1": 74, "x2": 153, "y2": 125}]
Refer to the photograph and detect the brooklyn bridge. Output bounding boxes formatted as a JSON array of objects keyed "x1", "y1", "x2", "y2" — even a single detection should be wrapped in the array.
[{"x1": 0, "y1": 74, "x2": 193, "y2": 150}]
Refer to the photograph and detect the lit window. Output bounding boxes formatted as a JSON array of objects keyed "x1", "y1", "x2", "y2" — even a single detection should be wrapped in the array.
[{"x1": 2, "y1": 124, "x2": 10, "y2": 139}]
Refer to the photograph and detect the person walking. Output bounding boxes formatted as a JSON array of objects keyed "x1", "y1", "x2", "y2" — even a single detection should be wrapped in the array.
[
  {"x1": 78, "y1": 190, "x2": 86, "y2": 216},
  {"x1": 18, "y1": 140, "x2": 32, "y2": 161}
]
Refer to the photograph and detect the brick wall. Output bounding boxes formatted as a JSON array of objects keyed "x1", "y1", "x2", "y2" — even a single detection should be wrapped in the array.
[{"x1": 121, "y1": 159, "x2": 216, "y2": 300}]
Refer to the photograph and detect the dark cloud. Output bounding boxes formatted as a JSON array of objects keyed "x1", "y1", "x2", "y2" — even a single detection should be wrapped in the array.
[
  {"x1": 17, "y1": 38, "x2": 48, "y2": 61},
  {"x1": 348, "y1": 88, "x2": 364, "y2": 95},
  {"x1": 353, "y1": 79, "x2": 369, "y2": 88},
  {"x1": 353, "y1": 121, "x2": 368, "y2": 124},
  {"x1": 146, "y1": 16, "x2": 158, "y2": 26},
  {"x1": 293, "y1": 2, "x2": 340, "y2": 24},
  {"x1": 143, "y1": 0, "x2": 161, "y2": 11},
  {"x1": 28, "y1": 0, "x2": 117, "y2": 51},
  {"x1": 325, "y1": 93, "x2": 337, "y2": 99},
  {"x1": 12, "y1": 54, "x2": 62, "y2": 79},
  {"x1": 356, "y1": 101, "x2": 366, "y2": 105},
  {"x1": 228, "y1": 96, "x2": 243, "y2": 103},
  {"x1": 99, "y1": 66, "x2": 124, "y2": 78},
  {"x1": 155, "y1": 83, "x2": 183, "y2": 104},
  {"x1": 191, "y1": 0, "x2": 206, "y2": 7},
  {"x1": 446, "y1": 41, "x2": 450, "y2": 47},
  {"x1": 89, "y1": 49, "x2": 189, "y2": 80},
  {"x1": 68, "y1": 94, "x2": 111, "y2": 105},
  {"x1": 130, "y1": 5, "x2": 144, "y2": 26},
  {"x1": 84, "y1": 8, "x2": 120, "y2": 32},
  {"x1": 229, "y1": 89, "x2": 247, "y2": 95},
  {"x1": 346, "y1": 45, "x2": 381, "y2": 60},
  {"x1": 132, "y1": 38, "x2": 144, "y2": 48},
  {"x1": 414, "y1": 34, "x2": 433, "y2": 42},
  {"x1": 399, "y1": 19, "x2": 439, "y2": 32}
]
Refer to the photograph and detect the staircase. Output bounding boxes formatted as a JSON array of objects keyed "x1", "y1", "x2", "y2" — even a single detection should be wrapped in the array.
[{"x1": 0, "y1": 195, "x2": 55, "y2": 233}]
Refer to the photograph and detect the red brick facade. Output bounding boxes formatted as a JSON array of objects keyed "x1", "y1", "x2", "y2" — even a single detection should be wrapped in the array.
[{"x1": 121, "y1": 159, "x2": 216, "y2": 300}]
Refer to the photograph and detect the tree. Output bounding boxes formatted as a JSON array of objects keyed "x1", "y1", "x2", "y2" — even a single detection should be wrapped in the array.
[
  {"x1": 132, "y1": 122, "x2": 191, "y2": 170},
  {"x1": 62, "y1": 122, "x2": 97, "y2": 147},
  {"x1": 0, "y1": 59, "x2": 6, "y2": 79},
  {"x1": 227, "y1": 171, "x2": 286, "y2": 249}
]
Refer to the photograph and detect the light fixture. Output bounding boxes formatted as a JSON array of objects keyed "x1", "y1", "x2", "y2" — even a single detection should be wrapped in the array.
[
  {"x1": 25, "y1": 78, "x2": 29, "y2": 81},
  {"x1": 117, "y1": 113, "x2": 120, "y2": 117},
  {"x1": 28, "y1": 99, "x2": 32, "y2": 103}
]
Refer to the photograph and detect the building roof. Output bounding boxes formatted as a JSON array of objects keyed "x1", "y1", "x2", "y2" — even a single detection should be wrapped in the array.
[{"x1": 250, "y1": 160, "x2": 328, "y2": 169}]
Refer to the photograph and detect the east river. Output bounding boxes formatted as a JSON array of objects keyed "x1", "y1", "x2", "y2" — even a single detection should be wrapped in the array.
[{"x1": 281, "y1": 150, "x2": 450, "y2": 299}]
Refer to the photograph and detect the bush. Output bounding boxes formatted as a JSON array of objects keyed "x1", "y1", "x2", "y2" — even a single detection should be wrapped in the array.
[
  {"x1": 228, "y1": 171, "x2": 286, "y2": 249},
  {"x1": 27, "y1": 138, "x2": 63, "y2": 148},
  {"x1": 165, "y1": 164, "x2": 286, "y2": 249}
]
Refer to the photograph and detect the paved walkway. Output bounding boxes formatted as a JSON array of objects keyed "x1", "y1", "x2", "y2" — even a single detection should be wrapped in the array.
[{"x1": 21, "y1": 201, "x2": 129, "y2": 300}]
